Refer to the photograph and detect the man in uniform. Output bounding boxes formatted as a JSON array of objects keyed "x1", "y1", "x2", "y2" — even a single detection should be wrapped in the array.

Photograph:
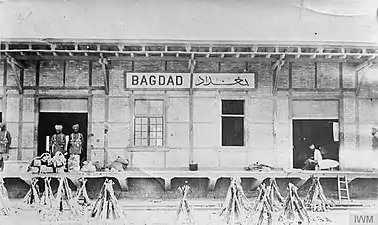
[
  {"x1": 50, "y1": 125, "x2": 68, "y2": 172},
  {"x1": 50, "y1": 125, "x2": 67, "y2": 156},
  {"x1": 68, "y1": 124, "x2": 84, "y2": 172},
  {"x1": 0, "y1": 123, "x2": 11, "y2": 171}
]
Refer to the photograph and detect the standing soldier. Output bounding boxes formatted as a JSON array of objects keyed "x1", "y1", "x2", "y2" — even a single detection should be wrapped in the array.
[
  {"x1": 50, "y1": 125, "x2": 67, "y2": 172},
  {"x1": 0, "y1": 123, "x2": 11, "y2": 171},
  {"x1": 50, "y1": 125, "x2": 67, "y2": 156},
  {"x1": 68, "y1": 124, "x2": 83, "y2": 172}
]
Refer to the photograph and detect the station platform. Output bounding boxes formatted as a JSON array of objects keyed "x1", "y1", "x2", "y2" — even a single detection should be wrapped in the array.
[{"x1": 1, "y1": 161, "x2": 378, "y2": 193}]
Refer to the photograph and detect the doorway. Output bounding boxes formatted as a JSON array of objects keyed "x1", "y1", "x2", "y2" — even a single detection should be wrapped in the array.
[
  {"x1": 292, "y1": 120, "x2": 339, "y2": 169},
  {"x1": 38, "y1": 113, "x2": 88, "y2": 163}
]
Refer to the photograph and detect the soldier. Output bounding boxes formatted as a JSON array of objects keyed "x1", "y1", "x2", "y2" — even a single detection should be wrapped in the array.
[
  {"x1": 0, "y1": 123, "x2": 12, "y2": 171},
  {"x1": 50, "y1": 125, "x2": 67, "y2": 156},
  {"x1": 68, "y1": 124, "x2": 84, "y2": 172}
]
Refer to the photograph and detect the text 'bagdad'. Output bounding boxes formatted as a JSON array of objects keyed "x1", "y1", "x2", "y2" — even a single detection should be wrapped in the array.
[
  {"x1": 126, "y1": 73, "x2": 191, "y2": 89},
  {"x1": 131, "y1": 75, "x2": 183, "y2": 86}
]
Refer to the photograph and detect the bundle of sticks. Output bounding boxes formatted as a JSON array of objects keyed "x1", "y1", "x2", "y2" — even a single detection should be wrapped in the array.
[
  {"x1": 54, "y1": 177, "x2": 81, "y2": 216},
  {"x1": 248, "y1": 183, "x2": 273, "y2": 225},
  {"x1": 267, "y1": 178, "x2": 284, "y2": 210},
  {"x1": 218, "y1": 177, "x2": 252, "y2": 225},
  {"x1": 40, "y1": 177, "x2": 54, "y2": 207},
  {"x1": 0, "y1": 178, "x2": 12, "y2": 215},
  {"x1": 75, "y1": 177, "x2": 91, "y2": 207},
  {"x1": 91, "y1": 178, "x2": 126, "y2": 220},
  {"x1": 304, "y1": 176, "x2": 334, "y2": 212},
  {"x1": 39, "y1": 177, "x2": 81, "y2": 222},
  {"x1": 279, "y1": 183, "x2": 310, "y2": 225},
  {"x1": 175, "y1": 182, "x2": 195, "y2": 225},
  {"x1": 23, "y1": 177, "x2": 40, "y2": 205}
]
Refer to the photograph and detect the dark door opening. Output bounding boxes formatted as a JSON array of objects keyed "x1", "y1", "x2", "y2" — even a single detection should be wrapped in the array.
[
  {"x1": 292, "y1": 119, "x2": 339, "y2": 169},
  {"x1": 38, "y1": 113, "x2": 88, "y2": 164}
]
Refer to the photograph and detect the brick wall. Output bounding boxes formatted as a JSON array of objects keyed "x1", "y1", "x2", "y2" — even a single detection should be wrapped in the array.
[
  {"x1": 65, "y1": 61, "x2": 89, "y2": 87},
  {"x1": 39, "y1": 61, "x2": 64, "y2": 86},
  {"x1": 2, "y1": 57, "x2": 378, "y2": 170}
]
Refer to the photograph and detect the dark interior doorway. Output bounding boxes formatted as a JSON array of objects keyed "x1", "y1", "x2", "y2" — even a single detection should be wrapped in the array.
[
  {"x1": 292, "y1": 119, "x2": 339, "y2": 169},
  {"x1": 38, "y1": 113, "x2": 88, "y2": 164}
]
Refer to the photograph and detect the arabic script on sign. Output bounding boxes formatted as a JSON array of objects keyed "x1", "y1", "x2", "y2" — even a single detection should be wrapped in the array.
[{"x1": 193, "y1": 73, "x2": 255, "y2": 89}]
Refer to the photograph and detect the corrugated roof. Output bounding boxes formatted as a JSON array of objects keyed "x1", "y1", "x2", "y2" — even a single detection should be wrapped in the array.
[{"x1": 1, "y1": 0, "x2": 378, "y2": 45}]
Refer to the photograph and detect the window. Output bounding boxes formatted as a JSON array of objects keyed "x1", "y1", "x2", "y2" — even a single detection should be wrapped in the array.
[
  {"x1": 222, "y1": 100, "x2": 244, "y2": 146},
  {"x1": 134, "y1": 100, "x2": 164, "y2": 146}
]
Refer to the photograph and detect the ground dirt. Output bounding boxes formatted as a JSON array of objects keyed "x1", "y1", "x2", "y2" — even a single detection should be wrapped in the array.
[{"x1": 0, "y1": 199, "x2": 377, "y2": 225}]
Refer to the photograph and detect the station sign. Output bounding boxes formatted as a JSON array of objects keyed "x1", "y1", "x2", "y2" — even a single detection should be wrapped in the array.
[
  {"x1": 193, "y1": 73, "x2": 255, "y2": 89},
  {"x1": 125, "y1": 73, "x2": 191, "y2": 89},
  {"x1": 125, "y1": 73, "x2": 256, "y2": 90}
]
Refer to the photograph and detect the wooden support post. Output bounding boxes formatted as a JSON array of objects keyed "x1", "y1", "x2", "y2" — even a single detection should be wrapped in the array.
[
  {"x1": 87, "y1": 61, "x2": 93, "y2": 162},
  {"x1": 33, "y1": 62, "x2": 40, "y2": 158},
  {"x1": 188, "y1": 58, "x2": 196, "y2": 165},
  {"x1": 18, "y1": 90, "x2": 24, "y2": 160},
  {"x1": 339, "y1": 63, "x2": 345, "y2": 167},
  {"x1": 354, "y1": 62, "x2": 373, "y2": 149},
  {"x1": 288, "y1": 62, "x2": 294, "y2": 168},
  {"x1": 272, "y1": 59, "x2": 283, "y2": 166},
  {"x1": 6, "y1": 56, "x2": 26, "y2": 160},
  {"x1": 99, "y1": 57, "x2": 110, "y2": 167}
]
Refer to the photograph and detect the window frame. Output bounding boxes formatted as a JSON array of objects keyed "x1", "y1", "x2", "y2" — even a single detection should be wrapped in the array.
[
  {"x1": 131, "y1": 96, "x2": 167, "y2": 150},
  {"x1": 220, "y1": 98, "x2": 247, "y2": 148}
]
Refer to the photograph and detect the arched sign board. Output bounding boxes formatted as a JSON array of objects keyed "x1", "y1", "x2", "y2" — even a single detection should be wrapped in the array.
[{"x1": 125, "y1": 73, "x2": 256, "y2": 90}]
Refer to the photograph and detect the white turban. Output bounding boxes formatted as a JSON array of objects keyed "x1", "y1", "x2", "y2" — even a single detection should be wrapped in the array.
[{"x1": 55, "y1": 125, "x2": 63, "y2": 130}]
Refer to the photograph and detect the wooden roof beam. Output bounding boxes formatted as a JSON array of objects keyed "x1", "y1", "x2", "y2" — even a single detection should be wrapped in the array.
[
  {"x1": 6, "y1": 55, "x2": 24, "y2": 94},
  {"x1": 310, "y1": 47, "x2": 323, "y2": 59},
  {"x1": 295, "y1": 47, "x2": 301, "y2": 59},
  {"x1": 368, "y1": 55, "x2": 376, "y2": 61},
  {"x1": 272, "y1": 59, "x2": 285, "y2": 95},
  {"x1": 98, "y1": 56, "x2": 109, "y2": 95},
  {"x1": 356, "y1": 61, "x2": 373, "y2": 96},
  {"x1": 118, "y1": 44, "x2": 124, "y2": 52},
  {"x1": 49, "y1": 44, "x2": 57, "y2": 56},
  {"x1": 339, "y1": 48, "x2": 347, "y2": 59},
  {"x1": 356, "y1": 60, "x2": 373, "y2": 72}
]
